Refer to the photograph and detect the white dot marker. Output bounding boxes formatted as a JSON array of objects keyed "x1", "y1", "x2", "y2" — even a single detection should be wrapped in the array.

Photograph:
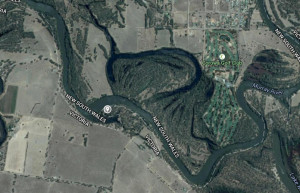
[
  {"x1": 219, "y1": 54, "x2": 225, "y2": 60},
  {"x1": 103, "y1": 105, "x2": 112, "y2": 114}
]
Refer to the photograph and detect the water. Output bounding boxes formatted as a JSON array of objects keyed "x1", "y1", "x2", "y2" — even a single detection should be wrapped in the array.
[
  {"x1": 0, "y1": 77, "x2": 6, "y2": 146},
  {"x1": 25, "y1": 0, "x2": 269, "y2": 186}
]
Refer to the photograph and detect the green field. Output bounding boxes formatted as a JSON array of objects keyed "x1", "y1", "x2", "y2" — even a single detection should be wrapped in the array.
[
  {"x1": 0, "y1": 85, "x2": 18, "y2": 114},
  {"x1": 203, "y1": 83, "x2": 239, "y2": 145},
  {"x1": 203, "y1": 30, "x2": 240, "y2": 146}
]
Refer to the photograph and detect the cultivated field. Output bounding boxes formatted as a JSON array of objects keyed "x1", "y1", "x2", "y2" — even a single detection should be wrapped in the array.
[
  {"x1": 0, "y1": 85, "x2": 18, "y2": 114},
  {"x1": 113, "y1": 136, "x2": 195, "y2": 193},
  {"x1": 45, "y1": 95, "x2": 129, "y2": 187}
]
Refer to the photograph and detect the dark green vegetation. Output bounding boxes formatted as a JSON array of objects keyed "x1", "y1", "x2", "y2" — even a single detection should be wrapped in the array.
[
  {"x1": 30, "y1": 0, "x2": 66, "y2": 14},
  {"x1": 0, "y1": 1, "x2": 34, "y2": 52},
  {"x1": 205, "y1": 133, "x2": 288, "y2": 193},
  {"x1": 0, "y1": 116, "x2": 6, "y2": 148},
  {"x1": 276, "y1": 0, "x2": 300, "y2": 27},
  {"x1": 268, "y1": 0, "x2": 285, "y2": 28},
  {"x1": 244, "y1": 77, "x2": 300, "y2": 192},
  {"x1": 288, "y1": 139, "x2": 300, "y2": 183},
  {"x1": 66, "y1": 0, "x2": 127, "y2": 28},
  {"x1": 27, "y1": 0, "x2": 265, "y2": 183},
  {"x1": 111, "y1": 105, "x2": 149, "y2": 136},
  {"x1": 266, "y1": 103, "x2": 300, "y2": 186},
  {"x1": 108, "y1": 51, "x2": 213, "y2": 157},
  {"x1": 67, "y1": 51, "x2": 90, "y2": 101},
  {"x1": 107, "y1": 49, "x2": 259, "y2": 174},
  {"x1": 203, "y1": 84, "x2": 240, "y2": 146},
  {"x1": 25, "y1": 1, "x2": 93, "y2": 103},
  {"x1": 87, "y1": 1, "x2": 125, "y2": 28},
  {"x1": 23, "y1": 0, "x2": 297, "y2": 191},
  {"x1": 258, "y1": 0, "x2": 300, "y2": 54},
  {"x1": 109, "y1": 51, "x2": 195, "y2": 100},
  {"x1": 98, "y1": 44, "x2": 109, "y2": 59},
  {"x1": 30, "y1": 0, "x2": 127, "y2": 103},
  {"x1": 205, "y1": 30, "x2": 238, "y2": 62},
  {"x1": 31, "y1": 0, "x2": 54, "y2": 6},
  {"x1": 244, "y1": 49, "x2": 299, "y2": 90},
  {"x1": 0, "y1": 77, "x2": 7, "y2": 149},
  {"x1": 0, "y1": 85, "x2": 18, "y2": 114},
  {"x1": 203, "y1": 30, "x2": 242, "y2": 146},
  {"x1": 133, "y1": 0, "x2": 147, "y2": 8},
  {"x1": 208, "y1": 186, "x2": 246, "y2": 193},
  {"x1": 0, "y1": 77, "x2": 3, "y2": 95},
  {"x1": 253, "y1": 9, "x2": 300, "y2": 192},
  {"x1": 204, "y1": 30, "x2": 240, "y2": 83},
  {"x1": 37, "y1": 11, "x2": 59, "y2": 46},
  {"x1": 231, "y1": 110, "x2": 259, "y2": 143},
  {"x1": 272, "y1": 131, "x2": 300, "y2": 193}
]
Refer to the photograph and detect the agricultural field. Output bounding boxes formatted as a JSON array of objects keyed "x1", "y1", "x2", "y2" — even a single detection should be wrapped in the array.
[
  {"x1": 44, "y1": 95, "x2": 130, "y2": 187},
  {"x1": 4, "y1": 116, "x2": 51, "y2": 176},
  {"x1": 0, "y1": 0, "x2": 299, "y2": 192},
  {"x1": 0, "y1": 85, "x2": 18, "y2": 114},
  {"x1": 113, "y1": 136, "x2": 194, "y2": 193}
]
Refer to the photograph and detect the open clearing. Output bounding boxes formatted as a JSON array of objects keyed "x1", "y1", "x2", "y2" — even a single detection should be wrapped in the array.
[
  {"x1": 4, "y1": 116, "x2": 51, "y2": 176},
  {"x1": 109, "y1": 0, "x2": 146, "y2": 52},
  {"x1": 113, "y1": 136, "x2": 195, "y2": 193},
  {"x1": 12, "y1": 173, "x2": 97, "y2": 193},
  {"x1": 4, "y1": 8, "x2": 61, "y2": 119},
  {"x1": 45, "y1": 95, "x2": 129, "y2": 187},
  {"x1": 6, "y1": 60, "x2": 59, "y2": 119},
  {"x1": 82, "y1": 24, "x2": 112, "y2": 100}
]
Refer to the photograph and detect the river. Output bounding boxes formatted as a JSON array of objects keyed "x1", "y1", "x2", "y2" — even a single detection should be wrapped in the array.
[
  {"x1": 23, "y1": 0, "x2": 293, "y2": 188},
  {"x1": 0, "y1": 77, "x2": 7, "y2": 147},
  {"x1": 257, "y1": 0, "x2": 299, "y2": 51},
  {"x1": 273, "y1": 131, "x2": 299, "y2": 193},
  {"x1": 257, "y1": 1, "x2": 300, "y2": 192}
]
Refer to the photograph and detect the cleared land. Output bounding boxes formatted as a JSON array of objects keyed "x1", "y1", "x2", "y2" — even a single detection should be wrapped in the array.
[
  {"x1": 108, "y1": 0, "x2": 146, "y2": 52},
  {"x1": 4, "y1": 129, "x2": 27, "y2": 174},
  {"x1": 113, "y1": 136, "x2": 195, "y2": 193},
  {"x1": 4, "y1": 116, "x2": 51, "y2": 176},
  {"x1": 13, "y1": 174, "x2": 97, "y2": 193},
  {"x1": 45, "y1": 95, "x2": 129, "y2": 187},
  {"x1": 291, "y1": 90, "x2": 300, "y2": 107},
  {"x1": 0, "y1": 172, "x2": 13, "y2": 192},
  {"x1": 6, "y1": 60, "x2": 59, "y2": 119},
  {"x1": 5, "y1": 7, "x2": 61, "y2": 119},
  {"x1": 82, "y1": 24, "x2": 112, "y2": 100}
]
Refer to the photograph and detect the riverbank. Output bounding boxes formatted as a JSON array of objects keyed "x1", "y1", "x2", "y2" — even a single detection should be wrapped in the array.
[{"x1": 24, "y1": 0, "x2": 270, "y2": 186}]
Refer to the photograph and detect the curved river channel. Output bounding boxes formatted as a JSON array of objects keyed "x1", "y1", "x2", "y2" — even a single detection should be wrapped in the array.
[
  {"x1": 0, "y1": 77, "x2": 7, "y2": 146},
  {"x1": 24, "y1": 0, "x2": 296, "y2": 189}
]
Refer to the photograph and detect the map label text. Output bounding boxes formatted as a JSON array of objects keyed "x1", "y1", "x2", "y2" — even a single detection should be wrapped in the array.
[
  {"x1": 275, "y1": 28, "x2": 300, "y2": 63},
  {"x1": 153, "y1": 116, "x2": 179, "y2": 158},
  {"x1": 0, "y1": 8, "x2": 7, "y2": 14},
  {"x1": 293, "y1": 30, "x2": 300, "y2": 41},
  {"x1": 145, "y1": 134, "x2": 160, "y2": 156},
  {"x1": 252, "y1": 83, "x2": 283, "y2": 95},
  {"x1": 65, "y1": 94, "x2": 106, "y2": 123},
  {"x1": 68, "y1": 110, "x2": 90, "y2": 127}
]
